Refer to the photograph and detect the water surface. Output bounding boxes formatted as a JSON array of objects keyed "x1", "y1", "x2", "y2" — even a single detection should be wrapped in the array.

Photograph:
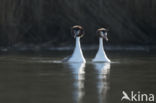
[{"x1": 0, "y1": 51, "x2": 156, "y2": 103}]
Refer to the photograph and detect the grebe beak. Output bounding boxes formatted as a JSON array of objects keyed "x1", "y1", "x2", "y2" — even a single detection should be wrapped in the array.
[{"x1": 101, "y1": 32, "x2": 108, "y2": 41}]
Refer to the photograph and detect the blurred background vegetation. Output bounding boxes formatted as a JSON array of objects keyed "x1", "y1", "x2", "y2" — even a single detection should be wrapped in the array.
[{"x1": 0, "y1": 0, "x2": 156, "y2": 48}]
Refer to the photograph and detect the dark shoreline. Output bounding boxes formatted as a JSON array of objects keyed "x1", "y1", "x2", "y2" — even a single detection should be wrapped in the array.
[{"x1": 1, "y1": 45, "x2": 156, "y2": 52}]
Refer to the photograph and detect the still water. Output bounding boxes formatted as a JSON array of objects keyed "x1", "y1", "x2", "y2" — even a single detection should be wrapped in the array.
[{"x1": 0, "y1": 51, "x2": 156, "y2": 103}]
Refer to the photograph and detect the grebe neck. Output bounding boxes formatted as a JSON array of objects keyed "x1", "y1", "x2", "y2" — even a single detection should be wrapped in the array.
[
  {"x1": 68, "y1": 37, "x2": 86, "y2": 62},
  {"x1": 92, "y1": 37, "x2": 110, "y2": 62},
  {"x1": 99, "y1": 37, "x2": 104, "y2": 51},
  {"x1": 75, "y1": 37, "x2": 81, "y2": 50}
]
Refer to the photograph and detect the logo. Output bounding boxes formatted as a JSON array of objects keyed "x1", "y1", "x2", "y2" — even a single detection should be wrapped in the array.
[{"x1": 121, "y1": 91, "x2": 155, "y2": 102}]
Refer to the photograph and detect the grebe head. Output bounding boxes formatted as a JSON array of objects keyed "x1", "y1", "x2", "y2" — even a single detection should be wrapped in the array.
[
  {"x1": 71, "y1": 25, "x2": 84, "y2": 38},
  {"x1": 97, "y1": 28, "x2": 108, "y2": 41}
]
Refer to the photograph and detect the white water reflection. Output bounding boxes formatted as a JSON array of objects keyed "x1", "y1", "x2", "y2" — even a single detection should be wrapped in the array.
[
  {"x1": 93, "y1": 63, "x2": 111, "y2": 103},
  {"x1": 66, "y1": 63, "x2": 86, "y2": 103}
]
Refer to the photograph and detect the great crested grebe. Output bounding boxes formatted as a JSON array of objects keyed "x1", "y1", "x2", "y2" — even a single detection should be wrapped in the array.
[
  {"x1": 63, "y1": 25, "x2": 86, "y2": 63},
  {"x1": 92, "y1": 28, "x2": 111, "y2": 62}
]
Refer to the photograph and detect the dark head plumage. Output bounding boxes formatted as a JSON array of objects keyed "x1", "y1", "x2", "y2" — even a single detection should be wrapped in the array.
[
  {"x1": 97, "y1": 28, "x2": 109, "y2": 41},
  {"x1": 71, "y1": 25, "x2": 85, "y2": 38}
]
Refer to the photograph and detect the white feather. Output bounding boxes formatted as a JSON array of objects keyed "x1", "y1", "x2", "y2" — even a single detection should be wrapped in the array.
[
  {"x1": 92, "y1": 38, "x2": 110, "y2": 62},
  {"x1": 67, "y1": 37, "x2": 86, "y2": 63}
]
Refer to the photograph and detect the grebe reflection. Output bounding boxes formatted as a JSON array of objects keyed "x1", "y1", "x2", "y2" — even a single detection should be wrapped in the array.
[
  {"x1": 66, "y1": 63, "x2": 86, "y2": 103},
  {"x1": 93, "y1": 63, "x2": 111, "y2": 103}
]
